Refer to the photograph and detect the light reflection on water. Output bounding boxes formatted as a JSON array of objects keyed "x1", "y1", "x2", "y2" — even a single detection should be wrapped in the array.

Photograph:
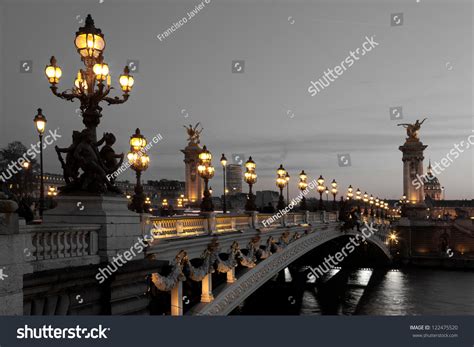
[{"x1": 300, "y1": 268, "x2": 474, "y2": 315}]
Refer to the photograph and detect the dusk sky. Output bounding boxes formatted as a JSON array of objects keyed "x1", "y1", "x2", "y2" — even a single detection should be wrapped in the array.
[{"x1": 0, "y1": 0, "x2": 472, "y2": 200}]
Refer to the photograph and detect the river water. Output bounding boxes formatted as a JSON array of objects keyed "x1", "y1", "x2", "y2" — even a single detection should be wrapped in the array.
[{"x1": 234, "y1": 267, "x2": 474, "y2": 315}]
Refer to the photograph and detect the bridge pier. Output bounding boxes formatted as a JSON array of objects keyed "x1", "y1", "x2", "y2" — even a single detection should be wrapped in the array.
[
  {"x1": 200, "y1": 274, "x2": 214, "y2": 303},
  {"x1": 171, "y1": 282, "x2": 183, "y2": 316}
]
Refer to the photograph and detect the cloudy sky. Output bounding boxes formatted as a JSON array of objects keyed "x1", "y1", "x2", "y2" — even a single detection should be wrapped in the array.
[{"x1": 0, "y1": 0, "x2": 472, "y2": 200}]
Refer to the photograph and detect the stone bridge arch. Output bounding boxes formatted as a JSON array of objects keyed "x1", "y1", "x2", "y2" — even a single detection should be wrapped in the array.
[{"x1": 192, "y1": 226, "x2": 391, "y2": 315}]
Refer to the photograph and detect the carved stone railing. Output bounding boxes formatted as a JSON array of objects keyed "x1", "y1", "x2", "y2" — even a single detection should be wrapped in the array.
[
  {"x1": 256, "y1": 213, "x2": 276, "y2": 228},
  {"x1": 215, "y1": 214, "x2": 253, "y2": 232},
  {"x1": 22, "y1": 224, "x2": 101, "y2": 271},
  {"x1": 144, "y1": 211, "x2": 341, "y2": 240},
  {"x1": 148, "y1": 216, "x2": 209, "y2": 238}
]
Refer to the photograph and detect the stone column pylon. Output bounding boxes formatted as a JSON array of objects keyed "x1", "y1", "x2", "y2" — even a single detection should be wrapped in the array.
[
  {"x1": 181, "y1": 142, "x2": 203, "y2": 207},
  {"x1": 399, "y1": 140, "x2": 427, "y2": 206}
]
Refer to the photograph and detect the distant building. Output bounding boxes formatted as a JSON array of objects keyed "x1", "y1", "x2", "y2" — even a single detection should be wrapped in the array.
[
  {"x1": 424, "y1": 161, "x2": 443, "y2": 200},
  {"x1": 33, "y1": 173, "x2": 65, "y2": 199},
  {"x1": 255, "y1": 190, "x2": 279, "y2": 209},
  {"x1": 146, "y1": 179, "x2": 185, "y2": 206},
  {"x1": 116, "y1": 180, "x2": 155, "y2": 198},
  {"x1": 227, "y1": 193, "x2": 248, "y2": 212},
  {"x1": 226, "y1": 164, "x2": 242, "y2": 195}
]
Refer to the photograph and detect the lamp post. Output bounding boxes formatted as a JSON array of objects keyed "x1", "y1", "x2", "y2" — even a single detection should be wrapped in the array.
[
  {"x1": 244, "y1": 157, "x2": 257, "y2": 211},
  {"x1": 298, "y1": 170, "x2": 308, "y2": 211},
  {"x1": 22, "y1": 162, "x2": 31, "y2": 198},
  {"x1": 363, "y1": 192, "x2": 369, "y2": 216},
  {"x1": 355, "y1": 188, "x2": 362, "y2": 207},
  {"x1": 33, "y1": 108, "x2": 47, "y2": 219},
  {"x1": 331, "y1": 179, "x2": 338, "y2": 210},
  {"x1": 198, "y1": 145, "x2": 215, "y2": 212},
  {"x1": 285, "y1": 172, "x2": 290, "y2": 206},
  {"x1": 317, "y1": 175, "x2": 325, "y2": 210},
  {"x1": 220, "y1": 154, "x2": 227, "y2": 213},
  {"x1": 325, "y1": 186, "x2": 329, "y2": 203},
  {"x1": 45, "y1": 15, "x2": 134, "y2": 142},
  {"x1": 276, "y1": 165, "x2": 287, "y2": 210},
  {"x1": 47, "y1": 186, "x2": 58, "y2": 197},
  {"x1": 127, "y1": 128, "x2": 150, "y2": 213},
  {"x1": 369, "y1": 194, "x2": 375, "y2": 217},
  {"x1": 347, "y1": 185, "x2": 354, "y2": 201},
  {"x1": 389, "y1": 233, "x2": 398, "y2": 254},
  {"x1": 375, "y1": 197, "x2": 380, "y2": 218}
]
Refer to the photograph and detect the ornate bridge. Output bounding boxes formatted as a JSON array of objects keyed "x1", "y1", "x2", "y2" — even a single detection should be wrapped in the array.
[
  {"x1": 145, "y1": 211, "x2": 392, "y2": 315},
  {"x1": 0, "y1": 201, "x2": 392, "y2": 316}
]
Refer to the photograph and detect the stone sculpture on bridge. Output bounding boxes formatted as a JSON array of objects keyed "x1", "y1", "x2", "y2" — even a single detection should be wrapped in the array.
[
  {"x1": 150, "y1": 250, "x2": 187, "y2": 291},
  {"x1": 55, "y1": 129, "x2": 123, "y2": 194},
  {"x1": 397, "y1": 118, "x2": 427, "y2": 142},
  {"x1": 184, "y1": 123, "x2": 203, "y2": 145}
]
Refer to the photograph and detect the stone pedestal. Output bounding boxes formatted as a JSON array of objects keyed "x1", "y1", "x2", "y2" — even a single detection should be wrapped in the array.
[
  {"x1": 0, "y1": 196, "x2": 32, "y2": 315},
  {"x1": 246, "y1": 211, "x2": 258, "y2": 229},
  {"x1": 43, "y1": 195, "x2": 143, "y2": 262},
  {"x1": 200, "y1": 211, "x2": 216, "y2": 233}
]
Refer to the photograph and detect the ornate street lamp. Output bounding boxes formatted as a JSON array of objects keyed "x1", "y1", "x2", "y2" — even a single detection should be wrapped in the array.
[
  {"x1": 127, "y1": 129, "x2": 150, "y2": 213},
  {"x1": 298, "y1": 170, "x2": 308, "y2": 211},
  {"x1": 145, "y1": 196, "x2": 152, "y2": 213},
  {"x1": 285, "y1": 172, "x2": 290, "y2": 206},
  {"x1": 363, "y1": 192, "x2": 369, "y2": 216},
  {"x1": 347, "y1": 185, "x2": 354, "y2": 200},
  {"x1": 388, "y1": 232, "x2": 398, "y2": 253},
  {"x1": 276, "y1": 165, "x2": 287, "y2": 210},
  {"x1": 220, "y1": 154, "x2": 227, "y2": 213},
  {"x1": 331, "y1": 179, "x2": 338, "y2": 209},
  {"x1": 45, "y1": 15, "x2": 134, "y2": 142},
  {"x1": 244, "y1": 157, "x2": 257, "y2": 211},
  {"x1": 375, "y1": 197, "x2": 380, "y2": 217},
  {"x1": 369, "y1": 194, "x2": 375, "y2": 217},
  {"x1": 355, "y1": 188, "x2": 362, "y2": 205},
  {"x1": 198, "y1": 145, "x2": 215, "y2": 212},
  {"x1": 22, "y1": 161, "x2": 31, "y2": 198},
  {"x1": 33, "y1": 108, "x2": 47, "y2": 218},
  {"x1": 325, "y1": 186, "x2": 329, "y2": 202},
  {"x1": 47, "y1": 186, "x2": 58, "y2": 197},
  {"x1": 316, "y1": 175, "x2": 325, "y2": 210}
]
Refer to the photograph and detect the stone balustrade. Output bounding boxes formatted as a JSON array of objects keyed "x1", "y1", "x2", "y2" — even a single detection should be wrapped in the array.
[
  {"x1": 146, "y1": 211, "x2": 338, "y2": 239},
  {"x1": 22, "y1": 224, "x2": 101, "y2": 272}
]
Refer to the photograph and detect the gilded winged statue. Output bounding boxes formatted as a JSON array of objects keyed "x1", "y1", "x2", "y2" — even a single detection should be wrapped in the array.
[
  {"x1": 397, "y1": 118, "x2": 427, "y2": 141},
  {"x1": 184, "y1": 123, "x2": 203, "y2": 144}
]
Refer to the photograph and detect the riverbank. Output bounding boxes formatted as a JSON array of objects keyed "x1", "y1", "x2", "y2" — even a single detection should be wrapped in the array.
[{"x1": 397, "y1": 256, "x2": 474, "y2": 270}]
